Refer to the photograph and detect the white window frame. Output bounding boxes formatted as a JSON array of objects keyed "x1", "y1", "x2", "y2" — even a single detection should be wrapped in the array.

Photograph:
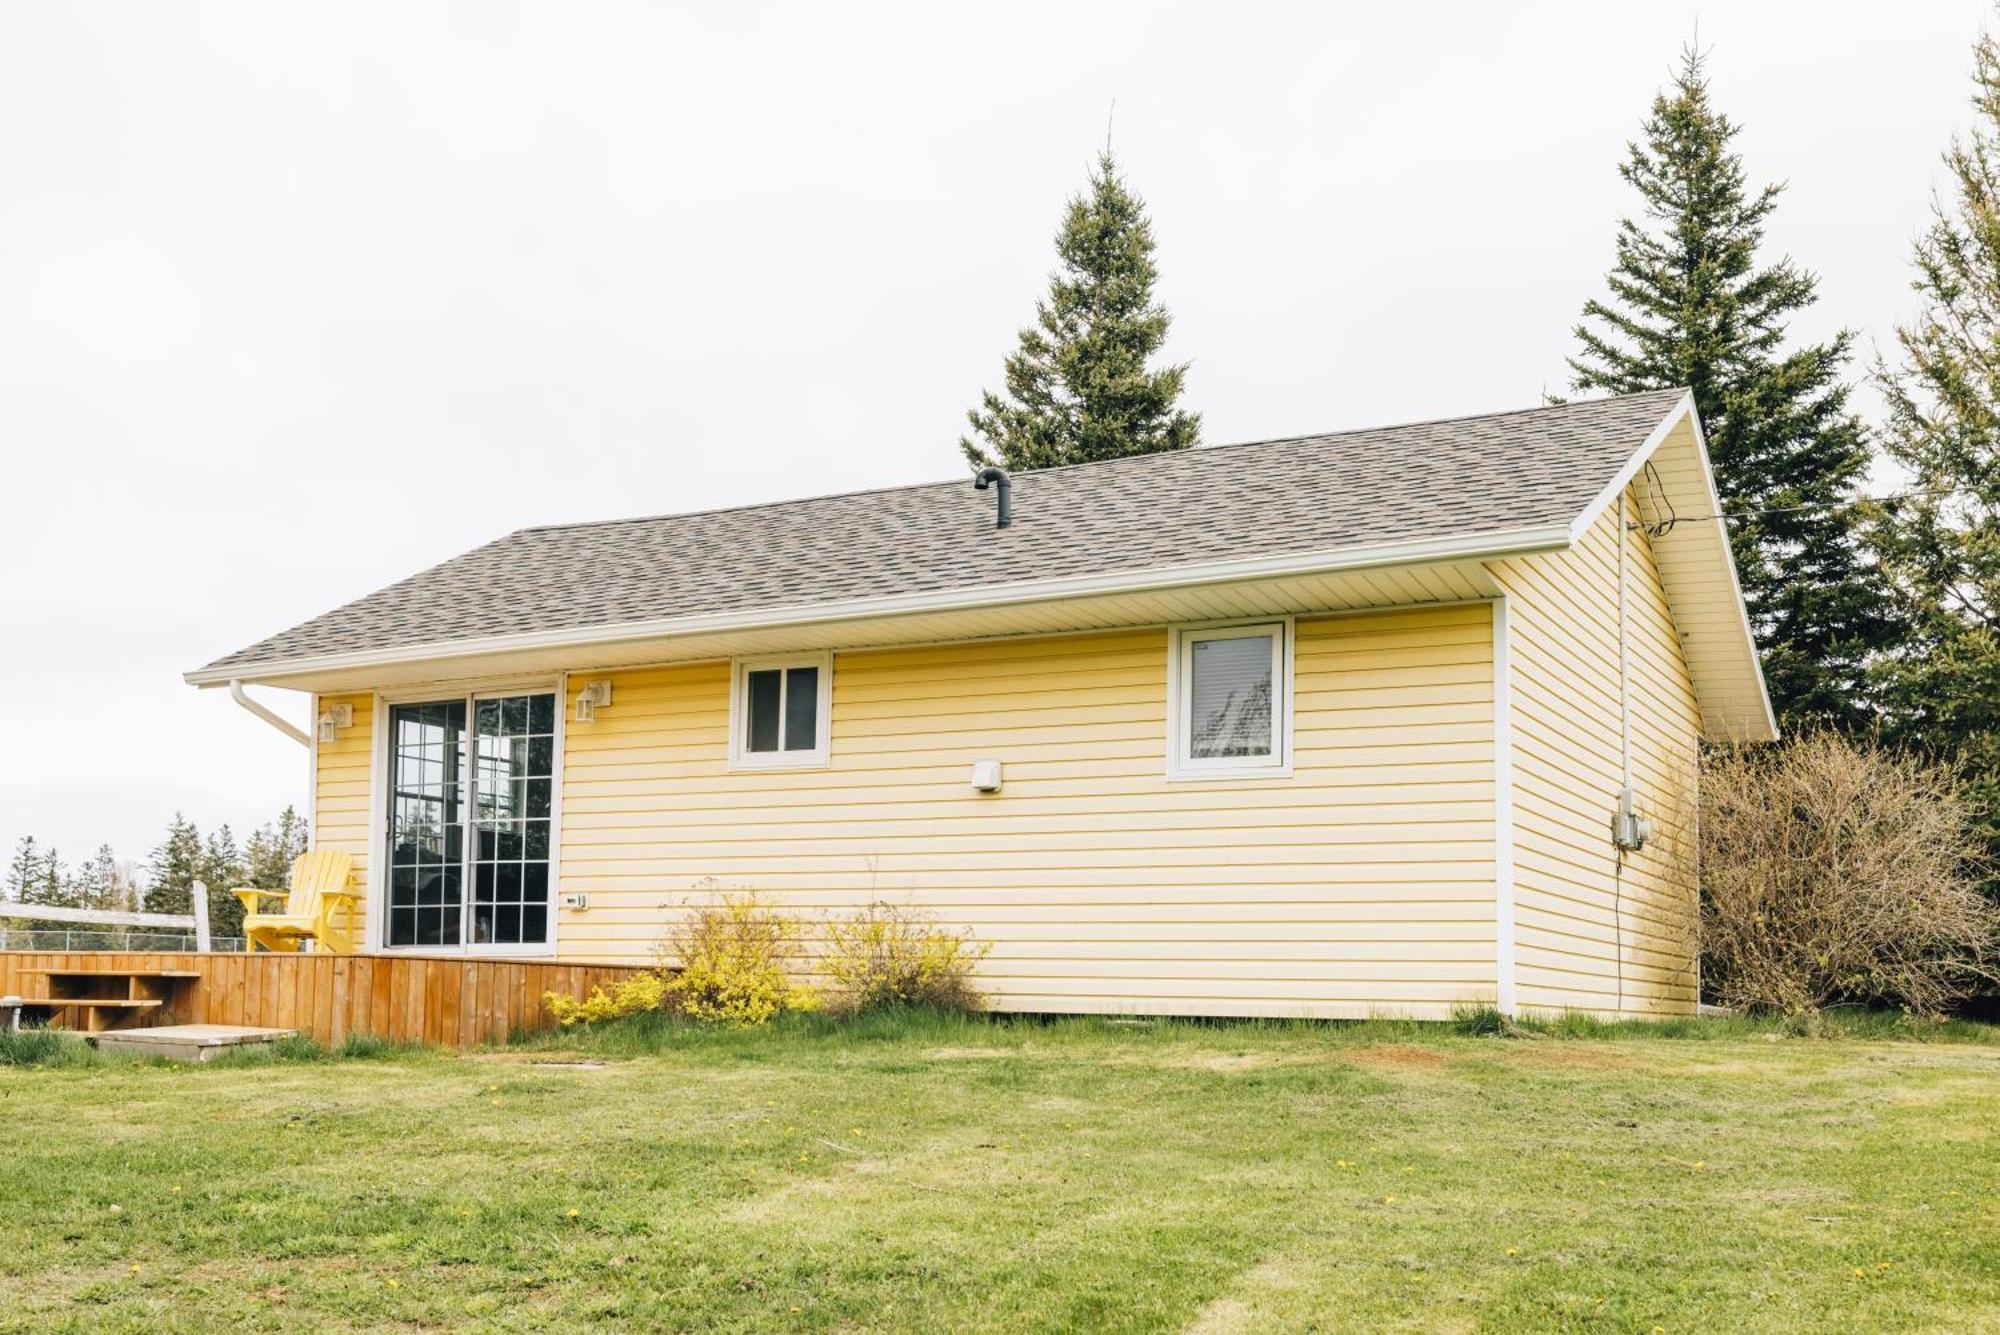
[
  {"x1": 366, "y1": 674, "x2": 565, "y2": 959},
  {"x1": 1167, "y1": 617, "x2": 1293, "y2": 781},
  {"x1": 728, "y1": 652, "x2": 833, "y2": 771}
]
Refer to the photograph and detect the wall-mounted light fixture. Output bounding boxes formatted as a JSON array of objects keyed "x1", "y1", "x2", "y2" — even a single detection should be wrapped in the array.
[
  {"x1": 574, "y1": 679, "x2": 613, "y2": 723},
  {"x1": 316, "y1": 702, "x2": 353, "y2": 745}
]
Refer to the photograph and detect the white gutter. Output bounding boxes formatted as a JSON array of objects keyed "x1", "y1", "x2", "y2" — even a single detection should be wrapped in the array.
[
  {"x1": 186, "y1": 522, "x2": 1573, "y2": 687},
  {"x1": 230, "y1": 679, "x2": 311, "y2": 747}
]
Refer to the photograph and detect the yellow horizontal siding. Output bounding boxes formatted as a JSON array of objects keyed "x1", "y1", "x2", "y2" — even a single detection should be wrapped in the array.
[
  {"x1": 1491, "y1": 494, "x2": 1702, "y2": 1018},
  {"x1": 556, "y1": 607, "x2": 1498, "y2": 1019},
  {"x1": 311, "y1": 692, "x2": 374, "y2": 943}
]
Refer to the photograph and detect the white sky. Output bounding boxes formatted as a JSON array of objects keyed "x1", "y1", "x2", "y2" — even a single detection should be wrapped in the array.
[{"x1": 0, "y1": 1, "x2": 1987, "y2": 871}]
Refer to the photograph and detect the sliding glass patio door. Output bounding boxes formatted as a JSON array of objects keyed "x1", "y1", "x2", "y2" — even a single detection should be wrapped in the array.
[{"x1": 385, "y1": 691, "x2": 555, "y2": 951}]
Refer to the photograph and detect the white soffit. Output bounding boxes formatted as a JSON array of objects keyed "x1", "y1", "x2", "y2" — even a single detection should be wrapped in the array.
[{"x1": 233, "y1": 560, "x2": 1505, "y2": 695}]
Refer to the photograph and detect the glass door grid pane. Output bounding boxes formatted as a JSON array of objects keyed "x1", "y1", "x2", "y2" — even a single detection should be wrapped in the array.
[
  {"x1": 385, "y1": 693, "x2": 554, "y2": 950},
  {"x1": 386, "y1": 700, "x2": 466, "y2": 947},
  {"x1": 470, "y1": 693, "x2": 554, "y2": 946}
]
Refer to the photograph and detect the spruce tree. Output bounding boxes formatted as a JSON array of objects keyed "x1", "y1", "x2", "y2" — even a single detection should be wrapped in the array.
[
  {"x1": 145, "y1": 813, "x2": 204, "y2": 916},
  {"x1": 246, "y1": 807, "x2": 310, "y2": 890},
  {"x1": 961, "y1": 152, "x2": 1200, "y2": 471},
  {"x1": 1568, "y1": 48, "x2": 1888, "y2": 729},
  {"x1": 4, "y1": 835, "x2": 40, "y2": 901},
  {"x1": 1873, "y1": 30, "x2": 2000, "y2": 862},
  {"x1": 73, "y1": 844, "x2": 133, "y2": 912},
  {"x1": 201, "y1": 824, "x2": 248, "y2": 941},
  {"x1": 32, "y1": 845, "x2": 71, "y2": 908}
]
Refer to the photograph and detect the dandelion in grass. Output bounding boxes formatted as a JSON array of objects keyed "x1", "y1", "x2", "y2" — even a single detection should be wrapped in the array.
[{"x1": 566, "y1": 1209, "x2": 580, "y2": 1220}]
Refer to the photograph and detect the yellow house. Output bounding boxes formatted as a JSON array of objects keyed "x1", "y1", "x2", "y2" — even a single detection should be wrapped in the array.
[{"x1": 187, "y1": 388, "x2": 1773, "y2": 1020}]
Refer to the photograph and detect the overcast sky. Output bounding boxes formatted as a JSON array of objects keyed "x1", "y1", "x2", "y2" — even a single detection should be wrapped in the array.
[{"x1": 0, "y1": 1, "x2": 1988, "y2": 871}]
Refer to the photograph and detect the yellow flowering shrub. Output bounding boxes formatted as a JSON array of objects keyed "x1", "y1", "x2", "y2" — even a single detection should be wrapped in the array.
[
  {"x1": 544, "y1": 969, "x2": 669, "y2": 1026},
  {"x1": 820, "y1": 901, "x2": 989, "y2": 1016},
  {"x1": 661, "y1": 893, "x2": 816, "y2": 1026}
]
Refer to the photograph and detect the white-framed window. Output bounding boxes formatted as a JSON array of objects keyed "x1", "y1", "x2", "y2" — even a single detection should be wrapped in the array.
[
  {"x1": 374, "y1": 681, "x2": 563, "y2": 956},
  {"x1": 1167, "y1": 619, "x2": 1292, "y2": 780},
  {"x1": 729, "y1": 653, "x2": 832, "y2": 770}
]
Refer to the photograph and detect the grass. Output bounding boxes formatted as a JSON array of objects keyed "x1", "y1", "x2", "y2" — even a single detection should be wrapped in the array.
[{"x1": 0, "y1": 1011, "x2": 1995, "y2": 1332}]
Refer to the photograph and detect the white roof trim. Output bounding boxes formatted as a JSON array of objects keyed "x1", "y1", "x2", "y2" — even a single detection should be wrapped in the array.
[
  {"x1": 1674, "y1": 401, "x2": 1778, "y2": 741},
  {"x1": 1568, "y1": 390, "x2": 1696, "y2": 544},
  {"x1": 187, "y1": 522, "x2": 1571, "y2": 687},
  {"x1": 1570, "y1": 391, "x2": 1775, "y2": 742}
]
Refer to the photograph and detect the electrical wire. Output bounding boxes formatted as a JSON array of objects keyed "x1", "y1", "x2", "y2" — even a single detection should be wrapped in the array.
[
  {"x1": 1635, "y1": 460, "x2": 1679, "y2": 538},
  {"x1": 1628, "y1": 487, "x2": 1966, "y2": 529}
]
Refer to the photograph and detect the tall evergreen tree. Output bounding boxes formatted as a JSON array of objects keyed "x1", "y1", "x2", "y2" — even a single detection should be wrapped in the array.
[
  {"x1": 961, "y1": 152, "x2": 1200, "y2": 471},
  {"x1": 4, "y1": 835, "x2": 42, "y2": 902},
  {"x1": 71, "y1": 843, "x2": 136, "y2": 912},
  {"x1": 31, "y1": 844, "x2": 72, "y2": 908},
  {"x1": 202, "y1": 824, "x2": 249, "y2": 940},
  {"x1": 246, "y1": 807, "x2": 310, "y2": 890},
  {"x1": 1873, "y1": 29, "x2": 2000, "y2": 863},
  {"x1": 144, "y1": 813, "x2": 204, "y2": 917},
  {"x1": 1568, "y1": 48, "x2": 1888, "y2": 729}
]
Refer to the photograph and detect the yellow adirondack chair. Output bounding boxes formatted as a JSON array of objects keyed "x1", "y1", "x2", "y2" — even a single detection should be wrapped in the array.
[{"x1": 234, "y1": 850, "x2": 360, "y2": 954}]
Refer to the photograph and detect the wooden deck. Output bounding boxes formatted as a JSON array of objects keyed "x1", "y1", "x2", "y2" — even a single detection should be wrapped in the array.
[{"x1": 0, "y1": 952, "x2": 652, "y2": 1048}]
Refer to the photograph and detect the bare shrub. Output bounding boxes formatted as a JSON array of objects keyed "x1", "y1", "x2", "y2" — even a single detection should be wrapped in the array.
[
  {"x1": 1700, "y1": 733, "x2": 1998, "y2": 1015},
  {"x1": 819, "y1": 901, "x2": 990, "y2": 1016}
]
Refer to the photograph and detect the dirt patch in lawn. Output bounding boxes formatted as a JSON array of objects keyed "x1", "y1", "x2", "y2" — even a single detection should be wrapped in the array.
[
  {"x1": 1336, "y1": 1044, "x2": 1449, "y2": 1070},
  {"x1": 1499, "y1": 1044, "x2": 1641, "y2": 1071},
  {"x1": 1183, "y1": 1256, "x2": 1307, "y2": 1334}
]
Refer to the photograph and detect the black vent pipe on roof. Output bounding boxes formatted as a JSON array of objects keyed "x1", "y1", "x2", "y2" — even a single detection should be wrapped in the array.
[{"x1": 974, "y1": 467, "x2": 1012, "y2": 529}]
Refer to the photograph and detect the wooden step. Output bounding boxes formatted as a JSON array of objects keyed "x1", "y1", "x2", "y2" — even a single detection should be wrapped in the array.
[
  {"x1": 22, "y1": 996, "x2": 166, "y2": 1035},
  {"x1": 17, "y1": 968, "x2": 202, "y2": 978},
  {"x1": 24, "y1": 998, "x2": 165, "y2": 1009}
]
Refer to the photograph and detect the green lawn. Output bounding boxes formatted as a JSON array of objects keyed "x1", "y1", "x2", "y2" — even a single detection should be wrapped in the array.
[{"x1": 2, "y1": 1012, "x2": 1997, "y2": 1333}]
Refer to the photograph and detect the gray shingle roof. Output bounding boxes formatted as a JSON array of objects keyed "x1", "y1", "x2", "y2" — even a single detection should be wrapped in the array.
[{"x1": 198, "y1": 389, "x2": 1687, "y2": 674}]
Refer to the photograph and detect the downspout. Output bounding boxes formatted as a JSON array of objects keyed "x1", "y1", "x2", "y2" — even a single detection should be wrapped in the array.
[{"x1": 230, "y1": 679, "x2": 311, "y2": 748}]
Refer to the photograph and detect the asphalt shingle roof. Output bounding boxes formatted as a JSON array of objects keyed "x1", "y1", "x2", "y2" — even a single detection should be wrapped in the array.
[{"x1": 199, "y1": 389, "x2": 1687, "y2": 674}]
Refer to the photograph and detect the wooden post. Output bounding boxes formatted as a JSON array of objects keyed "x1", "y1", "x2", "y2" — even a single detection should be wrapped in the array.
[{"x1": 191, "y1": 881, "x2": 213, "y2": 953}]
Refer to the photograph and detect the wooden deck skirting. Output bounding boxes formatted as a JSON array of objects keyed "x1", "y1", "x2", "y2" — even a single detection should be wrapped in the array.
[{"x1": 0, "y1": 953, "x2": 654, "y2": 1048}]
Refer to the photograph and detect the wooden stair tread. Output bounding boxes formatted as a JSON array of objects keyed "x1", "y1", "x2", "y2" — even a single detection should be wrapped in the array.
[
  {"x1": 23, "y1": 998, "x2": 165, "y2": 1009},
  {"x1": 17, "y1": 968, "x2": 202, "y2": 978}
]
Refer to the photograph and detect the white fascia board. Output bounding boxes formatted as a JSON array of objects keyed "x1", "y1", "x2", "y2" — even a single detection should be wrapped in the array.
[
  {"x1": 185, "y1": 522, "x2": 1573, "y2": 688},
  {"x1": 1676, "y1": 404, "x2": 1779, "y2": 742},
  {"x1": 1567, "y1": 392, "x2": 1778, "y2": 743},
  {"x1": 1567, "y1": 392, "x2": 1697, "y2": 544}
]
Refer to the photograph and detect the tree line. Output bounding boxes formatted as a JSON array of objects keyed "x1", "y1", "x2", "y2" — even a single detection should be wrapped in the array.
[
  {"x1": 958, "y1": 34, "x2": 2000, "y2": 869},
  {"x1": 2, "y1": 808, "x2": 308, "y2": 942}
]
